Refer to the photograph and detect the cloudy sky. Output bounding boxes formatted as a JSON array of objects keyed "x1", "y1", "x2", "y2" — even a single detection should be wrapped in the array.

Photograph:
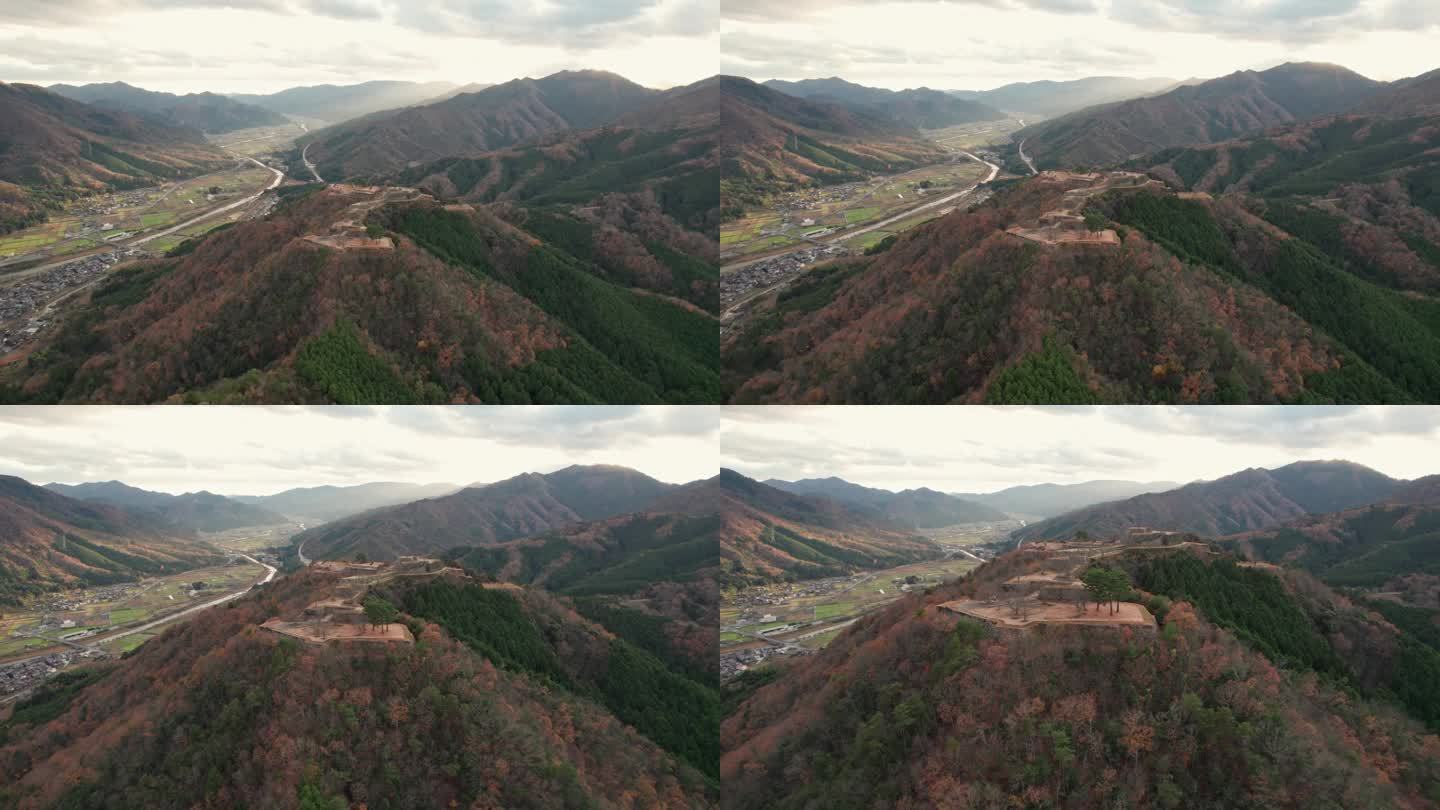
[
  {"x1": 0, "y1": 405, "x2": 717, "y2": 495},
  {"x1": 723, "y1": 406, "x2": 1440, "y2": 493},
  {"x1": 723, "y1": 0, "x2": 1439, "y2": 90},
  {"x1": 1, "y1": 0, "x2": 717, "y2": 93}
]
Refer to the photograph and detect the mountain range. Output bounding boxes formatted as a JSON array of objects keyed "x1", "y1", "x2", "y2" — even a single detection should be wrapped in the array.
[
  {"x1": 2, "y1": 70, "x2": 719, "y2": 405},
  {"x1": 1224, "y1": 474, "x2": 1440, "y2": 588},
  {"x1": 1016, "y1": 62, "x2": 1386, "y2": 169},
  {"x1": 228, "y1": 79, "x2": 458, "y2": 124},
  {"x1": 761, "y1": 476, "x2": 1008, "y2": 527},
  {"x1": 0, "y1": 475, "x2": 222, "y2": 604},
  {"x1": 723, "y1": 521, "x2": 1440, "y2": 808},
  {"x1": 722, "y1": 61, "x2": 1440, "y2": 405},
  {"x1": 0, "y1": 562, "x2": 718, "y2": 806},
  {"x1": 762, "y1": 77, "x2": 1005, "y2": 129},
  {"x1": 290, "y1": 464, "x2": 681, "y2": 561},
  {"x1": 1012, "y1": 460, "x2": 1403, "y2": 540},
  {"x1": 393, "y1": 76, "x2": 719, "y2": 242},
  {"x1": 717, "y1": 469, "x2": 940, "y2": 587},
  {"x1": 302, "y1": 70, "x2": 661, "y2": 181},
  {"x1": 0, "y1": 82, "x2": 228, "y2": 234},
  {"x1": 48, "y1": 81, "x2": 285, "y2": 134},
  {"x1": 43, "y1": 480, "x2": 287, "y2": 532},
  {"x1": 949, "y1": 75, "x2": 1182, "y2": 118},
  {"x1": 719, "y1": 76, "x2": 949, "y2": 213},
  {"x1": 231, "y1": 481, "x2": 460, "y2": 523},
  {"x1": 952, "y1": 479, "x2": 1181, "y2": 518},
  {"x1": 1, "y1": 173, "x2": 717, "y2": 404}
]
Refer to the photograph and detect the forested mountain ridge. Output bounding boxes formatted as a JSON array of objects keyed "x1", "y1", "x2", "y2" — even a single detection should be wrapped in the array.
[
  {"x1": 717, "y1": 470, "x2": 941, "y2": 587},
  {"x1": 762, "y1": 77, "x2": 1005, "y2": 129},
  {"x1": 0, "y1": 82, "x2": 229, "y2": 235},
  {"x1": 448, "y1": 508, "x2": 720, "y2": 684},
  {"x1": 0, "y1": 475, "x2": 224, "y2": 604},
  {"x1": 290, "y1": 465, "x2": 680, "y2": 561},
  {"x1": 302, "y1": 70, "x2": 660, "y2": 180},
  {"x1": 45, "y1": 480, "x2": 288, "y2": 532},
  {"x1": 1012, "y1": 460, "x2": 1402, "y2": 541},
  {"x1": 720, "y1": 76, "x2": 949, "y2": 213},
  {"x1": 763, "y1": 476, "x2": 1009, "y2": 527},
  {"x1": 0, "y1": 564, "x2": 717, "y2": 807},
  {"x1": 1225, "y1": 474, "x2": 1440, "y2": 589},
  {"x1": 723, "y1": 542, "x2": 1440, "y2": 809},
  {"x1": 721, "y1": 168, "x2": 1429, "y2": 404},
  {"x1": 388, "y1": 77, "x2": 719, "y2": 310},
  {"x1": 0, "y1": 183, "x2": 718, "y2": 404},
  {"x1": 1016, "y1": 62, "x2": 1385, "y2": 169},
  {"x1": 1131, "y1": 107, "x2": 1440, "y2": 296},
  {"x1": 48, "y1": 81, "x2": 285, "y2": 133}
]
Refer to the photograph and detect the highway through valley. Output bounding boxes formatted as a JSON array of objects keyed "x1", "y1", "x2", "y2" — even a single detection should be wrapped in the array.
[
  {"x1": 721, "y1": 147, "x2": 1001, "y2": 276},
  {"x1": 2, "y1": 554, "x2": 278, "y2": 675}
]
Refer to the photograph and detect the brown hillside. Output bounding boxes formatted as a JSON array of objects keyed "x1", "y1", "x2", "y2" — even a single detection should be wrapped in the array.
[
  {"x1": 1019, "y1": 62, "x2": 1385, "y2": 168},
  {"x1": 306, "y1": 70, "x2": 660, "y2": 180},
  {"x1": 716, "y1": 469, "x2": 941, "y2": 587},
  {"x1": 0, "y1": 475, "x2": 223, "y2": 603},
  {"x1": 293, "y1": 465, "x2": 678, "y2": 561},
  {"x1": 0, "y1": 82, "x2": 229, "y2": 233}
]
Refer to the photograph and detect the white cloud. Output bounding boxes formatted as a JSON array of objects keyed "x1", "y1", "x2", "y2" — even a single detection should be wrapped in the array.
[
  {"x1": 0, "y1": 1, "x2": 716, "y2": 93},
  {"x1": 721, "y1": 0, "x2": 1439, "y2": 89},
  {"x1": 0, "y1": 406, "x2": 717, "y2": 495},
  {"x1": 721, "y1": 406, "x2": 1440, "y2": 492}
]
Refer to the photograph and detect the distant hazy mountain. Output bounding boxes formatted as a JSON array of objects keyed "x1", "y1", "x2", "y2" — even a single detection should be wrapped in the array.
[
  {"x1": 229, "y1": 79, "x2": 457, "y2": 125},
  {"x1": 290, "y1": 465, "x2": 679, "y2": 561},
  {"x1": 764, "y1": 76, "x2": 1005, "y2": 129},
  {"x1": 48, "y1": 81, "x2": 285, "y2": 133},
  {"x1": 719, "y1": 469, "x2": 939, "y2": 586},
  {"x1": 950, "y1": 76, "x2": 1178, "y2": 118},
  {"x1": 2, "y1": 475, "x2": 223, "y2": 602},
  {"x1": 763, "y1": 476, "x2": 1008, "y2": 528},
  {"x1": 952, "y1": 480, "x2": 1181, "y2": 518},
  {"x1": 231, "y1": 482, "x2": 460, "y2": 523},
  {"x1": 1354, "y1": 66, "x2": 1440, "y2": 115},
  {"x1": 304, "y1": 70, "x2": 660, "y2": 180},
  {"x1": 1012, "y1": 460, "x2": 1402, "y2": 541},
  {"x1": 45, "y1": 480, "x2": 288, "y2": 532},
  {"x1": 1017, "y1": 62, "x2": 1385, "y2": 168}
]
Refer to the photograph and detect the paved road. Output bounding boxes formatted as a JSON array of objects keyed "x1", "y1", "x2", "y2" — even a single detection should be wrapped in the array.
[
  {"x1": 1, "y1": 158, "x2": 284, "y2": 287},
  {"x1": 302, "y1": 141, "x2": 324, "y2": 183},
  {"x1": 131, "y1": 157, "x2": 282, "y2": 247},
  {"x1": 296, "y1": 537, "x2": 311, "y2": 566},
  {"x1": 1, "y1": 555, "x2": 277, "y2": 671},
  {"x1": 721, "y1": 147, "x2": 1001, "y2": 275},
  {"x1": 1018, "y1": 138, "x2": 1038, "y2": 175},
  {"x1": 99, "y1": 555, "x2": 276, "y2": 645}
]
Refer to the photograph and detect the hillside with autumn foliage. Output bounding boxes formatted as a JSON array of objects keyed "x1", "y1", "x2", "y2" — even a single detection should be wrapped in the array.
[
  {"x1": 720, "y1": 76, "x2": 949, "y2": 215},
  {"x1": 716, "y1": 470, "x2": 941, "y2": 587},
  {"x1": 1014, "y1": 460, "x2": 1403, "y2": 542},
  {"x1": 1017, "y1": 62, "x2": 1385, "y2": 169},
  {"x1": 0, "y1": 563, "x2": 717, "y2": 809},
  {"x1": 722, "y1": 159, "x2": 1440, "y2": 403},
  {"x1": 0, "y1": 182, "x2": 717, "y2": 404},
  {"x1": 723, "y1": 541, "x2": 1440, "y2": 809},
  {"x1": 0, "y1": 82, "x2": 229, "y2": 234},
  {"x1": 0, "y1": 475, "x2": 223, "y2": 605}
]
